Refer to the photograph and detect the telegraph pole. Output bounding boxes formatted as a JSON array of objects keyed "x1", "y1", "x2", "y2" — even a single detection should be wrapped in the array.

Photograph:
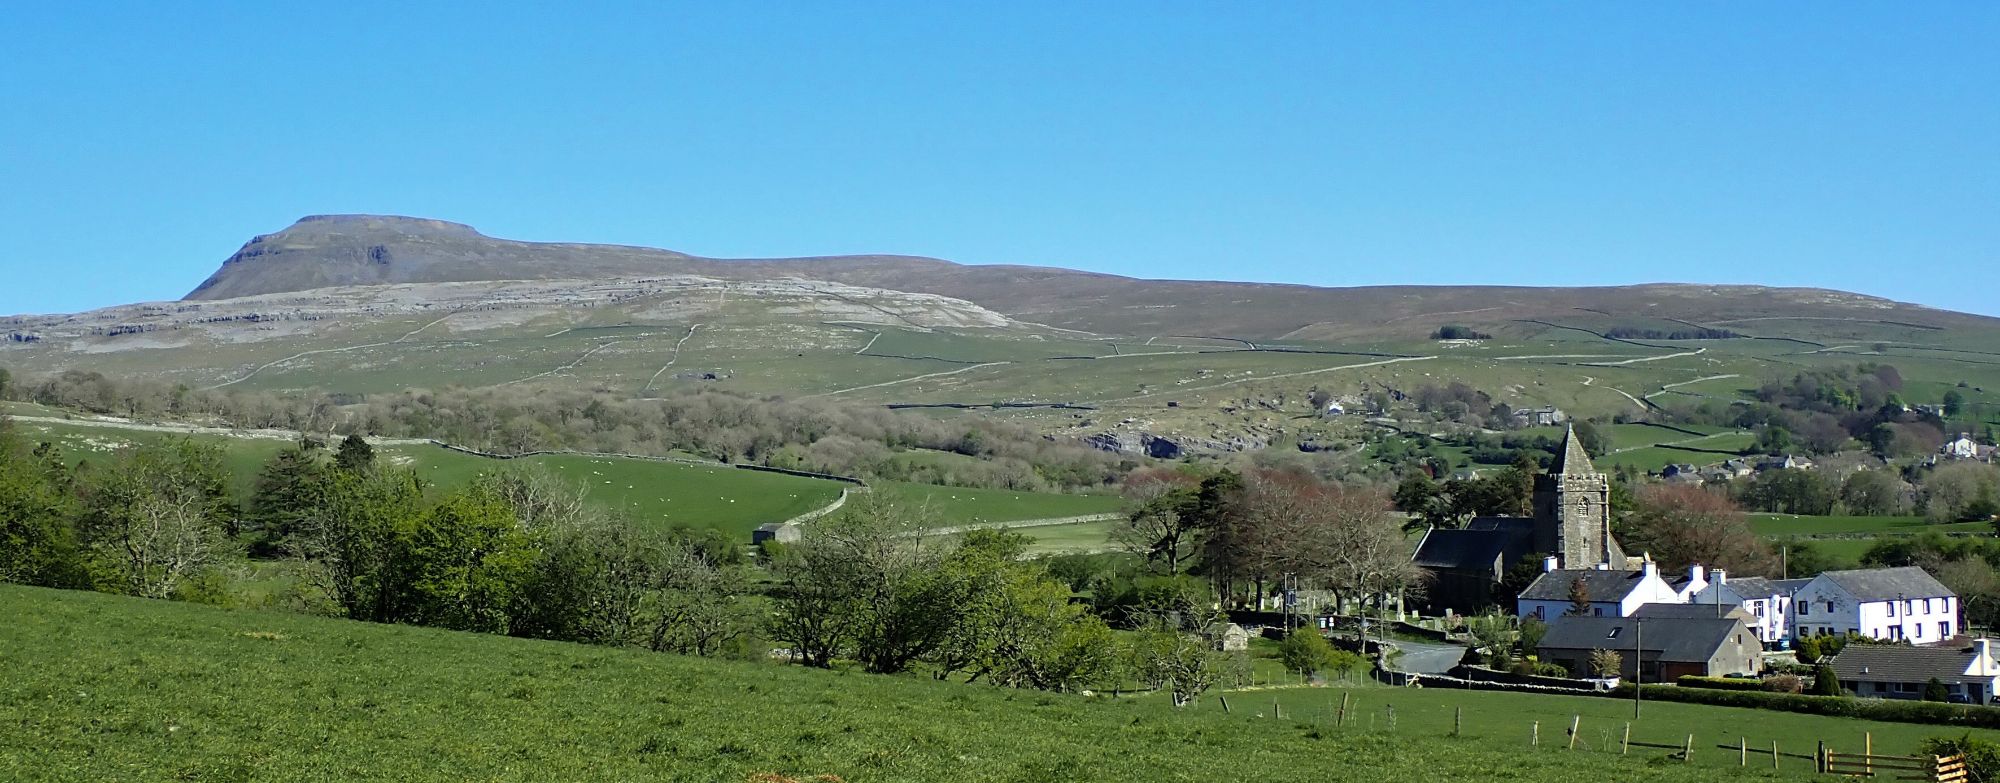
[{"x1": 1634, "y1": 619, "x2": 1644, "y2": 719}]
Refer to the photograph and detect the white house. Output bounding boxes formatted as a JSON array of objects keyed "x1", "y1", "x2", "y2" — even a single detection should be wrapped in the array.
[
  {"x1": 1690, "y1": 573, "x2": 1813, "y2": 647},
  {"x1": 1831, "y1": 639, "x2": 2000, "y2": 704},
  {"x1": 1791, "y1": 567, "x2": 1958, "y2": 644},
  {"x1": 1943, "y1": 435, "x2": 1981, "y2": 460},
  {"x1": 1517, "y1": 559, "x2": 1698, "y2": 621}
]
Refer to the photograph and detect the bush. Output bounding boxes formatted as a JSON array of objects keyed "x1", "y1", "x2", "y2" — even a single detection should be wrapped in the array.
[
  {"x1": 1813, "y1": 664, "x2": 1845, "y2": 697},
  {"x1": 1927, "y1": 677, "x2": 1952, "y2": 703},
  {"x1": 1608, "y1": 684, "x2": 2000, "y2": 729},
  {"x1": 1921, "y1": 734, "x2": 2000, "y2": 782},
  {"x1": 1677, "y1": 675, "x2": 1764, "y2": 692},
  {"x1": 1761, "y1": 674, "x2": 1805, "y2": 694},
  {"x1": 1278, "y1": 631, "x2": 1336, "y2": 678}
]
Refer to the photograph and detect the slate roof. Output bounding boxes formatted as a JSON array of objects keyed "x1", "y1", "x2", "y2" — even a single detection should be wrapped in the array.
[
  {"x1": 1831, "y1": 643, "x2": 1983, "y2": 684},
  {"x1": 1549, "y1": 426, "x2": 1597, "y2": 476},
  {"x1": 1631, "y1": 602, "x2": 1752, "y2": 621},
  {"x1": 1520, "y1": 569, "x2": 1650, "y2": 603},
  {"x1": 1411, "y1": 528, "x2": 1510, "y2": 570},
  {"x1": 1411, "y1": 517, "x2": 1535, "y2": 571},
  {"x1": 1539, "y1": 615, "x2": 1751, "y2": 663},
  {"x1": 1820, "y1": 567, "x2": 1955, "y2": 602},
  {"x1": 1725, "y1": 576, "x2": 1778, "y2": 595}
]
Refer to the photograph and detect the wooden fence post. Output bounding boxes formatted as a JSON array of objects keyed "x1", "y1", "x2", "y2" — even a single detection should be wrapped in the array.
[
  {"x1": 1817, "y1": 742, "x2": 1827, "y2": 775},
  {"x1": 1739, "y1": 737, "x2": 1747, "y2": 767},
  {"x1": 1273, "y1": 697, "x2": 1281, "y2": 720},
  {"x1": 1568, "y1": 715, "x2": 1581, "y2": 750},
  {"x1": 1386, "y1": 704, "x2": 1396, "y2": 731},
  {"x1": 1684, "y1": 734, "x2": 1694, "y2": 763},
  {"x1": 1622, "y1": 722, "x2": 1631, "y2": 755},
  {"x1": 1772, "y1": 740, "x2": 1779, "y2": 772},
  {"x1": 1219, "y1": 696, "x2": 1230, "y2": 714},
  {"x1": 1532, "y1": 721, "x2": 1539, "y2": 747},
  {"x1": 1865, "y1": 732, "x2": 1872, "y2": 778},
  {"x1": 1453, "y1": 706, "x2": 1462, "y2": 738},
  {"x1": 1337, "y1": 692, "x2": 1349, "y2": 727}
]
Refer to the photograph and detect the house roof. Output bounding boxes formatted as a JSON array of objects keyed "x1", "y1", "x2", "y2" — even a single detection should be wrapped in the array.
[
  {"x1": 1631, "y1": 602, "x2": 1752, "y2": 622},
  {"x1": 1819, "y1": 567, "x2": 1955, "y2": 602},
  {"x1": 1713, "y1": 576, "x2": 1783, "y2": 600},
  {"x1": 1520, "y1": 569, "x2": 1650, "y2": 603},
  {"x1": 1831, "y1": 643, "x2": 1983, "y2": 685},
  {"x1": 1549, "y1": 426, "x2": 1597, "y2": 476},
  {"x1": 1539, "y1": 615, "x2": 1749, "y2": 663}
]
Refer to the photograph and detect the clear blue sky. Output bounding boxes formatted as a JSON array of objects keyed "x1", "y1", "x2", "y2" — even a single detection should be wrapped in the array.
[{"x1": 2, "y1": 3, "x2": 1995, "y2": 316}]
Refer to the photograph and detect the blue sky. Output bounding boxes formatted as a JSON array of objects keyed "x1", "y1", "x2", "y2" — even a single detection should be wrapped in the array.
[{"x1": 2, "y1": 3, "x2": 1995, "y2": 316}]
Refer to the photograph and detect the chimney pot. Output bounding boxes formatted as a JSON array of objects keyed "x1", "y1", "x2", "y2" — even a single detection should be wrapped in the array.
[
  {"x1": 1713, "y1": 569, "x2": 1727, "y2": 585},
  {"x1": 1543, "y1": 556, "x2": 1560, "y2": 573}
]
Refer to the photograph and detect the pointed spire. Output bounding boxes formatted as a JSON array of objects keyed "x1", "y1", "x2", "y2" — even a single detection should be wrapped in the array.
[{"x1": 1551, "y1": 423, "x2": 1597, "y2": 476}]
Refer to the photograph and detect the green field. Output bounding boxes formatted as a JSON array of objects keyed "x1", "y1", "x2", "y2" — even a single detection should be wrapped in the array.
[
  {"x1": 874, "y1": 481, "x2": 1123, "y2": 525},
  {"x1": 0, "y1": 584, "x2": 1849, "y2": 782},
  {"x1": 1022, "y1": 519, "x2": 1121, "y2": 554},
  {"x1": 1748, "y1": 514, "x2": 1991, "y2": 537}
]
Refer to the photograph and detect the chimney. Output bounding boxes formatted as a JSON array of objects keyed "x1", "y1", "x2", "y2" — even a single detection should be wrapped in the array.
[
  {"x1": 1689, "y1": 564, "x2": 1706, "y2": 586},
  {"x1": 1543, "y1": 555, "x2": 1560, "y2": 573},
  {"x1": 1978, "y1": 638, "x2": 1992, "y2": 665},
  {"x1": 1713, "y1": 569, "x2": 1727, "y2": 586},
  {"x1": 1642, "y1": 561, "x2": 1658, "y2": 579}
]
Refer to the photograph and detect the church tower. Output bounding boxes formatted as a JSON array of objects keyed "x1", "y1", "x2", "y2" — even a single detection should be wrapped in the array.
[{"x1": 1533, "y1": 426, "x2": 1616, "y2": 568}]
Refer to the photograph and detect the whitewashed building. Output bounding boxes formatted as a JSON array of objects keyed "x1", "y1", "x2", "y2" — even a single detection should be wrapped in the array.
[
  {"x1": 1831, "y1": 639, "x2": 2000, "y2": 704},
  {"x1": 1517, "y1": 559, "x2": 1697, "y2": 620},
  {"x1": 1690, "y1": 573, "x2": 1813, "y2": 647},
  {"x1": 1790, "y1": 567, "x2": 1958, "y2": 644}
]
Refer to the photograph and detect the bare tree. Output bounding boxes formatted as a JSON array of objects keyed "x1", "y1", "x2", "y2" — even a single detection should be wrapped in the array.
[
  {"x1": 77, "y1": 439, "x2": 232, "y2": 599},
  {"x1": 1628, "y1": 484, "x2": 1777, "y2": 576}
]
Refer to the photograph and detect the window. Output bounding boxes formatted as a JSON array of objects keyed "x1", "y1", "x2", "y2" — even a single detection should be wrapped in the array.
[
  {"x1": 1607, "y1": 627, "x2": 1622, "y2": 640},
  {"x1": 1916, "y1": 624, "x2": 1924, "y2": 640},
  {"x1": 1888, "y1": 602, "x2": 1897, "y2": 617},
  {"x1": 1908, "y1": 599, "x2": 1918, "y2": 615},
  {"x1": 1898, "y1": 682, "x2": 1920, "y2": 693},
  {"x1": 1825, "y1": 601, "x2": 1835, "y2": 614},
  {"x1": 1889, "y1": 626, "x2": 1904, "y2": 641},
  {"x1": 1593, "y1": 607, "x2": 1604, "y2": 617},
  {"x1": 1942, "y1": 622, "x2": 1952, "y2": 639},
  {"x1": 1800, "y1": 602, "x2": 1811, "y2": 616}
]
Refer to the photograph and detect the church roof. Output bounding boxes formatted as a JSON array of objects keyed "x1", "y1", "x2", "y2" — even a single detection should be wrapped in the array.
[{"x1": 1549, "y1": 426, "x2": 1597, "y2": 476}]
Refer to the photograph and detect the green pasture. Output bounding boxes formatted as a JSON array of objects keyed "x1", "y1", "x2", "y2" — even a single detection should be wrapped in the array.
[
  {"x1": 0, "y1": 585, "x2": 1819, "y2": 783},
  {"x1": 1021, "y1": 519, "x2": 1122, "y2": 554},
  {"x1": 1256, "y1": 680, "x2": 1998, "y2": 777},
  {"x1": 875, "y1": 481, "x2": 1123, "y2": 525},
  {"x1": 1747, "y1": 514, "x2": 1989, "y2": 537}
]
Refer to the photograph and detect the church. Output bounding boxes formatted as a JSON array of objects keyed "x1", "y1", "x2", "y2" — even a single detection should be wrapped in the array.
[{"x1": 1410, "y1": 426, "x2": 1627, "y2": 615}]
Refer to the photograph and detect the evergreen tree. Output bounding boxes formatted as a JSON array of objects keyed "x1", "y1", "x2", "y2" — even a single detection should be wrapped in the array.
[
  {"x1": 1565, "y1": 577, "x2": 1593, "y2": 616},
  {"x1": 245, "y1": 442, "x2": 334, "y2": 555},
  {"x1": 1925, "y1": 677, "x2": 1951, "y2": 702},
  {"x1": 1812, "y1": 664, "x2": 1844, "y2": 697},
  {"x1": 334, "y1": 434, "x2": 376, "y2": 473}
]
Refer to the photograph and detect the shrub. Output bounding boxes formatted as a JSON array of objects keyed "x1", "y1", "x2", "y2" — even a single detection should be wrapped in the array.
[
  {"x1": 1278, "y1": 631, "x2": 1336, "y2": 678},
  {"x1": 1927, "y1": 677, "x2": 1952, "y2": 703},
  {"x1": 1813, "y1": 664, "x2": 1844, "y2": 697},
  {"x1": 1761, "y1": 674, "x2": 1805, "y2": 694},
  {"x1": 1676, "y1": 675, "x2": 1764, "y2": 692},
  {"x1": 1921, "y1": 734, "x2": 2000, "y2": 782}
]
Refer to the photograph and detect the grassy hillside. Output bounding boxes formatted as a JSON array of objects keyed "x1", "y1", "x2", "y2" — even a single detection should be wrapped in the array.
[
  {"x1": 3, "y1": 418, "x2": 1117, "y2": 538},
  {"x1": 0, "y1": 584, "x2": 1849, "y2": 783}
]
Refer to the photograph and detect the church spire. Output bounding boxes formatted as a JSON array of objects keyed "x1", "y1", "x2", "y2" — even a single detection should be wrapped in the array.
[{"x1": 1550, "y1": 424, "x2": 1597, "y2": 476}]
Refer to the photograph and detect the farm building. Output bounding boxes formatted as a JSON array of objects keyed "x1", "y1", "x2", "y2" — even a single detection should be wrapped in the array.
[
  {"x1": 1537, "y1": 613, "x2": 1760, "y2": 682},
  {"x1": 752, "y1": 522, "x2": 803, "y2": 546},
  {"x1": 1206, "y1": 622, "x2": 1250, "y2": 652}
]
